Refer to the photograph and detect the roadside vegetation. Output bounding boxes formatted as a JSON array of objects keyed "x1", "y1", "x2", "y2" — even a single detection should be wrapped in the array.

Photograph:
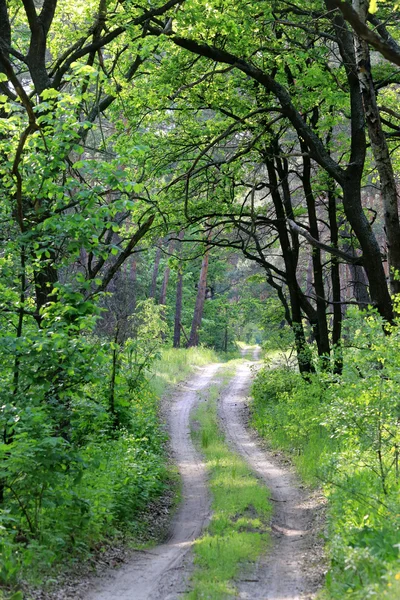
[
  {"x1": 0, "y1": 324, "x2": 219, "y2": 598},
  {"x1": 2, "y1": 1, "x2": 400, "y2": 598},
  {"x1": 252, "y1": 310, "x2": 400, "y2": 599},
  {"x1": 189, "y1": 368, "x2": 271, "y2": 599}
]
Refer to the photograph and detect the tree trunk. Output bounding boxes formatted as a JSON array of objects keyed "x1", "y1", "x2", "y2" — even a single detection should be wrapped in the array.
[
  {"x1": 159, "y1": 239, "x2": 174, "y2": 305},
  {"x1": 353, "y1": 0, "x2": 400, "y2": 295},
  {"x1": 301, "y1": 148, "x2": 330, "y2": 364},
  {"x1": 342, "y1": 177, "x2": 391, "y2": 320},
  {"x1": 328, "y1": 186, "x2": 343, "y2": 374},
  {"x1": 149, "y1": 241, "x2": 162, "y2": 299},
  {"x1": 131, "y1": 257, "x2": 137, "y2": 313},
  {"x1": 265, "y1": 156, "x2": 315, "y2": 375},
  {"x1": 325, "y1": 0, "x2": 393, "y2": 323},
  {"x1": 188, "y1": 244, "x2": 210, "y2": 348},
  {"x1": 173, "y1": 230, "x2": 185, "y2": 348}
]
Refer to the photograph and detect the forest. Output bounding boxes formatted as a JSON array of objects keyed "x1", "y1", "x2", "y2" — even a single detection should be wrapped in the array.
[{"x1": 1, "y1": 0, "x2": 400, "y2": 599}]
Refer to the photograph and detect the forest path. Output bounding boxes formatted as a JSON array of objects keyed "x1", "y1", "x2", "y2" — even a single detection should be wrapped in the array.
[
  {"x1": 86, "y1": 363, "x2": 220, "y2": 600},
  {"x1": 219, "y1": 348, "x2": 323, "y2": 599},
  {"x1": 86, "y1": 351, "x2": 323, "y2": 600}
]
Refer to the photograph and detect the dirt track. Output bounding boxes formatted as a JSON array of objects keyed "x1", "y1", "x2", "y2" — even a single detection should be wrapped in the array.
[
  {"x1": 86, "y1": 363, "x2": 220, "y2": 600},
  {"x1": 86, "y1": 355, "x2": 323, "y2": 599},
  {"x1": 219, "y1": 354, "x2": 323, "y2": 599}
]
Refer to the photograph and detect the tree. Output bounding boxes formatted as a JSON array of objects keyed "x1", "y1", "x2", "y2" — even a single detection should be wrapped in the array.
[{"x1": 188, "y1": 235, "x2": 210, "y2": 347}]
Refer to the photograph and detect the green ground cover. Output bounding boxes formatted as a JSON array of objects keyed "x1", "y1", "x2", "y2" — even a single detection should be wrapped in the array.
[
  {"x1": 188, "y1": 366, "x2": 271, "y2": 599},
  {"x1": 251, "y1": 312, "x2": 400, "y2": 599},
  {"x1": 0, "y1": 346, "x2": 219, "y2": 599}
]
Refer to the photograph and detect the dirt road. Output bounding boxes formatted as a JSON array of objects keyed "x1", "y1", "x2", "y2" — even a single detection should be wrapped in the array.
[
  {"x1": 86, "y1": 363, "x2": 220, "y2": 600},
  {"x1": 219, "y1": 354, "x2": 323, "y2": 599},
  {"x1": 86, "y1": 355, "x2": 323, "y2": 599}
]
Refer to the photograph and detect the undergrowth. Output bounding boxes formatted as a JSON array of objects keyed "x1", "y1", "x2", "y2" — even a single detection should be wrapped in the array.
[
  {"x1": 150, "y1": 346, "x2": 220, "y2": 397},
  {"x1": 0, "y1": 342, "x2": 218, "y2": 598},
  {"x1": 251, "y1": 310, "x2": 400, "y2": 599},
  {"x1": 188, "y1": 368, "x2": 271, "y2": 599}
]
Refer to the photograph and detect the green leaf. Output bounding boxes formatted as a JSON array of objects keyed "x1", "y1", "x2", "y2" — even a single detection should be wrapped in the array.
[{"x1": 41, "y1": 88, "x2": 59, "y2": 100}]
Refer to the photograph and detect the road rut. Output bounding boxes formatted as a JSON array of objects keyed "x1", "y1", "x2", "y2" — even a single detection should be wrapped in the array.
[
  {"x1": 219, "y1": 355, "x2": 322, "y2": 599},
  {"x1": 86, "y1": 363, "x2": 220, "y2": 600},
  {"x1": 85, "y1": 355, "x2": 323, "y2": 600}
]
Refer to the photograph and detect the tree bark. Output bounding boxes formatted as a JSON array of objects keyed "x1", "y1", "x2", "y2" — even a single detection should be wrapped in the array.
[
  {"x1": 131, "y1": 257, "x2": 137, "y2": 313},
  {"x1": 352, "y1": 0, "x2": 400, "y2": 295},
  {"x1": 155, "y1": 14, "x2": 394, "y2": 323},
  {"x1": 173, "y1": 230, "x2": 185, "y2": 348},
  {"x1": 188, "y1": 242, "x2": 210, "y2": 348},
  {"x1": 149, "y1": 241, "x2": 162, "y2": 299},
  {"x1": 265, "y1": 157, "x2": 315, "y2": 375},
  {"x1": 326, "y1": 1, "x2": 394, "y2": 323},
  {"x1": 328, "y1": 186, "x2": 343, "y2": 374},
  {"x1": 159, "y1": 239, "x2": 174, "y2": 305},
  {"x1": 301, "y1": 145, "x2": 330, "y2": 363}
]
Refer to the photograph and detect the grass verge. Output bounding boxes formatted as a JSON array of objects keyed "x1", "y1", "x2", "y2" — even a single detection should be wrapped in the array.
[
  {"x1": 251, "y1": 352, "x2": 400, "y2": 600},
  {"x1": 149, "y1": 346, "x2": 220, "y2": 398},
  {"x1": 188, "y1": 366, "x2": 271, "y2": 599}
]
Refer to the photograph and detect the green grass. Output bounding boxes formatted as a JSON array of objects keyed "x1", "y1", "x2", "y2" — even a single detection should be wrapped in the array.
[
  {"x1": 188, "y1": 368, "x2": 272, "y2": 599},
  {"x1": 149, "y1": 346, "x2": 220, "y2": 397}
]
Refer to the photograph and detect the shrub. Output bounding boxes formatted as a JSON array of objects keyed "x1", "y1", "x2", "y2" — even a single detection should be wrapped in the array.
[{"x1": 251, "y1": 309, "x2": 400, "y2": 598}]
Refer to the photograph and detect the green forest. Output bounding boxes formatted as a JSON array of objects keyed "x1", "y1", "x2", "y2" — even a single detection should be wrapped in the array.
[{"x1": 1, "y1": 0, "x2": 400, "y2": 598}]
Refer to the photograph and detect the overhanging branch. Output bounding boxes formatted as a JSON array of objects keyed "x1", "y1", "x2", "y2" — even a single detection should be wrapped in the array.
[{"x1": 287, "y1": 219, "x2": 363, "y2": 265}]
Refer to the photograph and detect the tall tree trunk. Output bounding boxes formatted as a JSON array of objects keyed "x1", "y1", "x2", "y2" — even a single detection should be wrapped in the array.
[
  {"x1": 159, "y1": 239, "x2": 174, "y2": 305},
  {"x1": 328, "y1": 186, "x2": 343, "y2": 374},
  {"x1": 188, "y1": 243, "x2": 210, "y2": 348},
  {"x1": 301, "y1": 147, "x2": 330, "y2": 363},
  {"x1": 173, "y1": 230, "x2": 185, "y2": 348},
  {"x1": 131, "y1": 257, "x2": 137, "y2": 313},
  {"x1": 341, "y1": 229, "x2": 372, "y2": 308},
  {"x1": 223, "y1": 307, "x2": 228, "y2": 352},
  {"x1": 266, "y1": 156, "x2": 315, "y2": 375},
  {"x1": 306, "y1": 253, "x2": 314, "y2": 303},
  {"x1": 342, "y1": 177, "x2": 392, "y2": 318},
  {"x1": 149, "y1": 241, "x2": 162, "y2": 299},
  {"x1": 353, "y1": 0, "x2": 400, "y2": 295},
  {"x1": 325, "y1": 0, "x2": 393, "y2": 323}
]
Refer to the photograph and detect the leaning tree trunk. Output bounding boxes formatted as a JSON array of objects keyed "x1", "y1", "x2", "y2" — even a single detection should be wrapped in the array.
[{"x1": 188, "y1": 244, "x2": 210, "y2": 348}]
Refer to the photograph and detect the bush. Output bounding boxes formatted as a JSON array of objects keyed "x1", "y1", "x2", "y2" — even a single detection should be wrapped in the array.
[{"x1": 251, "y1": 309, "x2": 400, "y2": 598}]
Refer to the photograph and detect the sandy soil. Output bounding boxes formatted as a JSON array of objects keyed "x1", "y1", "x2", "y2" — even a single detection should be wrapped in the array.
[
  {"x1": 218, "y1": 352, "x2": 325, "y2": 599},
  {"x1": 85, "y1": 363, "x2": 220, "y2": 600}
]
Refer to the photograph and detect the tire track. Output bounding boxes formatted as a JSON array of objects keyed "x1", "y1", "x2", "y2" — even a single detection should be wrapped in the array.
[
  {"x1": 86, "y1": 363, "x2": 220, "y2": 600},
  {"x1": 218, "y1": 354, "x2": 321, "y2": 599}
]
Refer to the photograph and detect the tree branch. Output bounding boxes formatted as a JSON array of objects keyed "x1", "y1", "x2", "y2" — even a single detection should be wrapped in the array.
[
  {"x1": 287, "y1": 219, "x2": 363, "y2": 265},
  {"x1": 89, "y1": 215, "x2": 155, "y2": 295},
  {"x1": 329, "y1": 0, "x2": 400, "y2": 67}
]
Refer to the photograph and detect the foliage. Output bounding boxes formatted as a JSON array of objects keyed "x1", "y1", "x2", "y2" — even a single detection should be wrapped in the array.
[
  {"x1": 251, "y1": 309, "x2": 400, "y2": 599},
  {"x1": 0, "y1": 299, "x2": 168, "y2": 591},
  {"x1": 1, "y1": 0, "x2": 400, "y2": 595}
]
